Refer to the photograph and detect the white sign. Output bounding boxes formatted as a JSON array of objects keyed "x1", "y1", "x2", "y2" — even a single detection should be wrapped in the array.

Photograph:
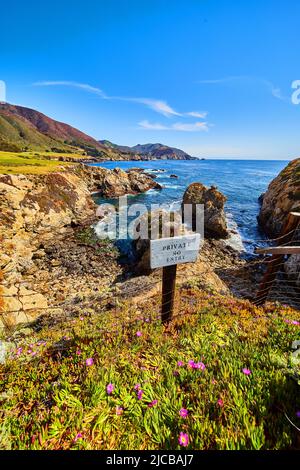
[{"x1": 150, "y1": 233, "x2": 201, "y2": 269}]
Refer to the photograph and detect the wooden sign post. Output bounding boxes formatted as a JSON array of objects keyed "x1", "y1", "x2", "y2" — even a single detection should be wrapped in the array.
[{"x1": 150, "y1": 234, "x2": 201, "y2": 323}]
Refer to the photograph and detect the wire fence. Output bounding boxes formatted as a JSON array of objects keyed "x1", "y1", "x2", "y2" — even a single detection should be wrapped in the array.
[{"x1": 1, "y1": 214, "x2": 300, "y2": 333}]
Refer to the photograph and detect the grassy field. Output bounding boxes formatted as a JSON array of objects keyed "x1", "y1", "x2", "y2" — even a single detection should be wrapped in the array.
[
  {"x1": 0, "y1": 151, "x2": 89, "y2": 174},
  {"x1": 1, "y1": 287, "x2": 299, "y2": 450}
]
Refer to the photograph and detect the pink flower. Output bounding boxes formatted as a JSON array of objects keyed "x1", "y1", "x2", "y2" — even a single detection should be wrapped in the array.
[
  {"x1": 148, "y1": 400, "x2": 158, "y2": 408},
  {"x1": 74, "y1": 432, "x2": 83, "y2": 442},
  {"x1": 136, "y1": 331, "x2": 142, "y2": 337},
  {"x1": 178, "y1": 432, "x2": 189, "y2": 447},
  {"x1": 179, "y1": 408, "x2": 188, "y2": 418},
  {"x1": 134, "y1": 383, "x2": 141, "y2": 390},
  {"x1": 86, "y1": 358, "x2": 94, "y2": 366},
  {"x1": 76, "y1": 349, "x2": 81, "y2": 355},
  {"x1": 79, "y1": 317, "x2": 84, "y2": 321},
  {"x1": 137, "y1": 389, "x2": 143, "y2": 400},
  {"x1": 106, "y1": 383, "x2": 114, "y2": 395},
  {"x1": 177, "y1": 361, "x2": 184, "y2": 367},
  {"x1": 116, "y1": 406, "x2": 123, "y2": 416},
  {"x1": 242, "y1": 368, "x2": 251, "y2": 376},
  {"x1": 16, "y1": 348, "x2": 23, "y2": 356},
  {"x1": 188, "y1": 360, "x2": 206, "y2": 370},
  {"x1": 193, "y1": 361, "x2": 206, "y2": 370},
  {"x1": 283, "y1": 319, "x2": 299, "y2": 325},
  {"x1": 217, "y1": 399, "x2": 224, "y2": 407}
]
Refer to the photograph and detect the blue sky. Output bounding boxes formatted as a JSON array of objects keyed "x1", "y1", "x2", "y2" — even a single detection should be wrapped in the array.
[{"x1": 1, "y1": 0, "x2": 300, "y2": 159}]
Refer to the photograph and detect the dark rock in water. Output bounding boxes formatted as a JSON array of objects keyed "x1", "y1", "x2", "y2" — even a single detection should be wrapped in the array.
[
  {"x1": 127, "y1": 167, "x2": 144, "y2": 173},
  {"x1": 170, "y1": 174, "x2": 178, "y2": 178},
  {"x1": 182, "y1": 182, "x2": 229, "y2": 239},
  {"x1": 144, "y1": 172, "x2": 158, "y2": 179}
]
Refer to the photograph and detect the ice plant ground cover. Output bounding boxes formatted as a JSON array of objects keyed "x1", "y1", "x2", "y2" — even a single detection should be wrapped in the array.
[{"x1": 0, "y1": 285, "x2": 300, "y2": 450}]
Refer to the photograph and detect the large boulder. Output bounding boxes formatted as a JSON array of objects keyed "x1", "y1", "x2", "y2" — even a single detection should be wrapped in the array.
[
  {"x1": 182, "y1": 183, "x2": 228, "y2": 239},
  {"x1": 258, "y1": 158, "x2": 300, "y2": 237}
]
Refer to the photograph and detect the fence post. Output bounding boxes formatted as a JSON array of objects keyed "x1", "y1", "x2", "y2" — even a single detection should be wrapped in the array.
[
  {"x1": 255, "y1": 212, "x2": 300, "y2": 305},
  {"x1": 161, "y1": 264, "x2": 177, "y2": 323}
]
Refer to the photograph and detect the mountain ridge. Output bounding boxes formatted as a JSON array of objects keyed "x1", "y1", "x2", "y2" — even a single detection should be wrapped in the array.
[
  {"x1": 0, "y1": 103, "x2": 197, "y2": 160},
  {"x1": 99, "y1": 140, "x2": 196, "y2": 160}
]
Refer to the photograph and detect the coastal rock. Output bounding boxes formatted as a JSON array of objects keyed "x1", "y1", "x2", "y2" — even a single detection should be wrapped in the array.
[
  {"x1": 0, "y1": 170, "x2": 95, "y2": 327},
  {"x1": 258, "y1": 158, "x2": 300, "y2": 237},
  {"x1": 182, "y1": 183, "x2": 229, "y2": 239},
  {"x1": 75, "y1": 165, "x2": 162, "y2": 197}
]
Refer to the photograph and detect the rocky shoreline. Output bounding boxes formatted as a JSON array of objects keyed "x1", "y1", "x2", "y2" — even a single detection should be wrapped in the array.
[
  {"x1": 0, "y1": 161, "x2": 243, "y2": 332},
  {"x1": 1, "y1": 158, "x2": 298, "y2": 331}
]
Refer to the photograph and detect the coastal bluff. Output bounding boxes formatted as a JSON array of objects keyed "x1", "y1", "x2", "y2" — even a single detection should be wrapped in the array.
[
  {"x1": 0, "y1": 165, "x2": 160, "y2": 328},
  {"x1": 258, "y1": 158, "x2": 300, "y2": 237}
]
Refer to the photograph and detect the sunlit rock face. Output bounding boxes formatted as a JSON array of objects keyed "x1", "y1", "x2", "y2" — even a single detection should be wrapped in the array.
[
  {"x1": 182, "y1": 182, "x2": 229, "y2": 239},
  {"x1": 258, "y1": 158, "x2": 300, "y2": 237}
]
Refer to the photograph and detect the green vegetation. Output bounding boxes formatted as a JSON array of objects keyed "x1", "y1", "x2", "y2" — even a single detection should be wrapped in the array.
[
  {"x1": 0, "y1": 151, "x2": 89, "y2": 174},
  {"x1": 1, "y1": 288, "x2": 299, "y2": 450},
  {"x1": 75, "y1": 227, "x2": 119, "y2": 256},
  {"x1": 0, "y1": 113, "x2": 66, "y2": 152}
]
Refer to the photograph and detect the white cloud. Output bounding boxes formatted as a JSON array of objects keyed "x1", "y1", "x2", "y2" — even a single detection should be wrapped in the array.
[
  {"x1": 138, "y1": 120, "x2": 169, "y2": 130},
  {"x1": 173, "y1": 122, "x2": 208, "y2": 132},
  {"x1": 33, "y1": 80, "x2": 209, "y2": 118},
  {"x1": 128, "y1": 98, "x2": 181, "y2": 117},
  {"x1": 185, "y1": 111, "x2": 207, "y2": 118},
  {"x1": 138, "y1": 120, "x2": 208, "y2": 132},
  {"x1": 33, "y1": 81, "x2": 107, "y2": 98},
  {"x1": 197, "y1": 76, "x2": 287, "y2": 101}
]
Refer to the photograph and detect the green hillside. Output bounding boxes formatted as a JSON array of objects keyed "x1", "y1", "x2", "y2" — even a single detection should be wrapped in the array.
[
  {"x1": 0, "y1": 103, "x2": 121, "y2": 158},
  {"x1": 0, "y1": 114, "x2": 66, "y2": 152}
]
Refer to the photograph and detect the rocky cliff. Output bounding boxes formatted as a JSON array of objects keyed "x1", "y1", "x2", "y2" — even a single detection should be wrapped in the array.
[
  {"x1": 258, "y1": 158, "x2": 300, "y2": 237},
  {"x1": 0, "y1": 165, "x2": 160, "y2": 328}
]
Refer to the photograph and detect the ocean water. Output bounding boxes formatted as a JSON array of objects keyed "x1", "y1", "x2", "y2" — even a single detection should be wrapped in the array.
[{"x1": 91, "y1": 160, "x2": 288, "y2": 255}]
